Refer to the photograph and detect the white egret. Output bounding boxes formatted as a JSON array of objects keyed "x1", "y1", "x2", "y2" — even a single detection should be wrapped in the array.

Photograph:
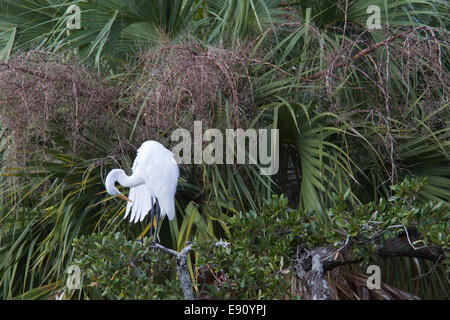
[{"x1": 105, "y1": 141, "x2": 179, "y2": 242}]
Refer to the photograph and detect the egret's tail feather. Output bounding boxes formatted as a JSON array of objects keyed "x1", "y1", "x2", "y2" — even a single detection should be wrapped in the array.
[{"x1": 125, "y1": 185, "x2": 155, "y2": 223}]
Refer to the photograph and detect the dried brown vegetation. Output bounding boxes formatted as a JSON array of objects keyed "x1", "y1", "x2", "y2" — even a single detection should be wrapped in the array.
[
  {"x1": 319, "y1": 26, "x2": 448, "y2": 128},
  {"x1": 121, "y1": 41, "x2": 256, "y2": 147},
  {"x1": 0, "y1": 50, "x2": 122, "y2": 164},
  {"x1": 0, "y1": 41, "x2": 260, "y2": 175}
]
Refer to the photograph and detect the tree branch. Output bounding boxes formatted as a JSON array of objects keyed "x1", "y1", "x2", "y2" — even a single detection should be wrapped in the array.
[
  {"x1": 302, "y1": 27, "x2": 423, "y2": 83},
  {"x1": 149, "y1": 240, "x2": 230, "y2": 300},
  {"x1": 322, "y1": 227, "x2": 445, "y2": 271},
  {"x1": 295, "y1": 227, "x2": 445, "y2": 300}
]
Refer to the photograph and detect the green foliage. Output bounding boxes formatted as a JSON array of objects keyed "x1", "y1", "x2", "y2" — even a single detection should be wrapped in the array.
[
  {"x1": 0, "y1": 0, "x2": 204, "y2": 66},
  {"x1": 297, "y1": 177, "x2": 449, "y2": 262},
  {"x1": 194, "y1": 177, "x2": 448, "y2": 299},
  {"x1": 73, "y1": 232, "x2": 183, "y2": 299},
  {"x1": 204, "y1": 0, "x2": 285, "y2": 44},
  {"x1": 194, "y1": 194, "x2": 299, "y2": 299},
  {"x1": 0, "y1": 152, "x2": 118, "y2": 299}
]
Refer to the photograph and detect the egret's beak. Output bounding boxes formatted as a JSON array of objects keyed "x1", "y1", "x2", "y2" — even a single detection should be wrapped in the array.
[{"x1": 118, "y1": 193, "x2": 133, "y2": 203}]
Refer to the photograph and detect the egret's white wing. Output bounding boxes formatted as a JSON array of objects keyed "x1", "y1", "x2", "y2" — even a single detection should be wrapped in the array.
[
  {"x1": 138, "y1": 141, "x2": 179, "y2": 220},
  {"x1": 124, "y1": 141, "x2": 179, "y2": 223},
  {"x1": 125, "y1": 184, "x2": 155, "y2": 223},
  {"x1": 124, "y1": 142, "x2": 155, "y2": 223}
]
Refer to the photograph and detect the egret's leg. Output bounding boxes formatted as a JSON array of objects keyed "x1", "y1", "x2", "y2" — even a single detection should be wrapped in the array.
[
  {"x1": 149, "y1": 197, "x2": 155, "y2": 242},
  {"x1": 154, "y1": 199, "x2": 160, "y2": 243}
]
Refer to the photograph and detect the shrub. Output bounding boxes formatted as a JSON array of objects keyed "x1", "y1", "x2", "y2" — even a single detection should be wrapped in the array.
[
  {"x1": 73, "y1": 232, "x2": 183, "y2": 299},
  {"x1": 0, "y1": 50, "x2": 121, "y2": 165}
]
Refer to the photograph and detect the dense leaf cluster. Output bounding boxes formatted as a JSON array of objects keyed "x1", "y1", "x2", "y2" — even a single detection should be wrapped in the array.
[
  {"x1": 195, "y1": 177, "x2": 449, "y2": 298},
  {"x1": 73, "y1": 233, "x2": 183, "y2": 299}
]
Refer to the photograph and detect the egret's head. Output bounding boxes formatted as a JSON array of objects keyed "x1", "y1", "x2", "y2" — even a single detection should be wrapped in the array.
[{"x1": 105, "y1": 169, "x2": 132, "y2": 202}]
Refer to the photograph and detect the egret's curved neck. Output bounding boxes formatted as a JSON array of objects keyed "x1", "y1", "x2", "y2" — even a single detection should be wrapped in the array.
[{"x1": 118, "y1": 171, "x2": 145, "y2": 188}]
